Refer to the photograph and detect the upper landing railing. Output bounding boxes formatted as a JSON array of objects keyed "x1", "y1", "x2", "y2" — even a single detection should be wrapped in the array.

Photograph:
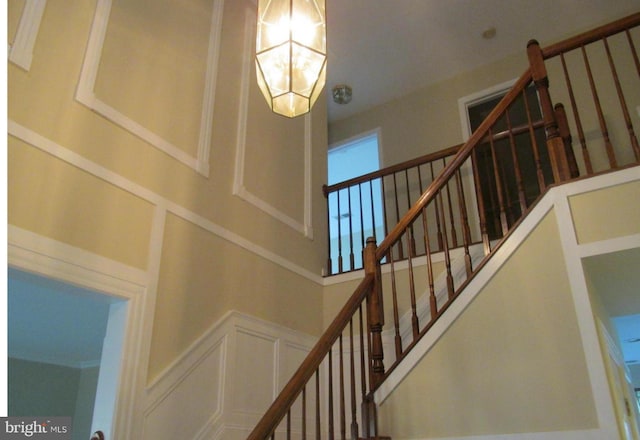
[{"x1": 248, "y1": 12, "x2": 640, "y2": 440}]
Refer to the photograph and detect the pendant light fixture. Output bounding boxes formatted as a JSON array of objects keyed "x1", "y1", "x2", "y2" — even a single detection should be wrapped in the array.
[{"x1": 255, "y1": 0, "x2": 327, "y2": 118}]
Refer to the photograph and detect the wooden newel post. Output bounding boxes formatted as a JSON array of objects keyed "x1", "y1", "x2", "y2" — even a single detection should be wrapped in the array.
[
  {"x1": 364, "y1": 236, "x2": 385, "y2": 388},
  {"x1": 527, "y1": 40, "x2": 572, "y2": 183}
]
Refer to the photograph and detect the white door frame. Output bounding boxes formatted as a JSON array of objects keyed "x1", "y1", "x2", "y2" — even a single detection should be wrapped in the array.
[{"x1": 7, "y1": 225, "x2": 148, "y2": 439}]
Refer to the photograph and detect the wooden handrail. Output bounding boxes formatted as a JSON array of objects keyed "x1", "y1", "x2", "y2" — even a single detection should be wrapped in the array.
[
  {"x1": 323, "y1": 144, "x2": 462, "y2": 195},
  {"x1": 246, "y1": 274, "x2": 375, "y2": 440},
  {"x1": 375, "y1": 70, "x2": 534, "y2": 260},
  {"x1": 542, "y1": 12, "x2": 640, "y2": 59}
]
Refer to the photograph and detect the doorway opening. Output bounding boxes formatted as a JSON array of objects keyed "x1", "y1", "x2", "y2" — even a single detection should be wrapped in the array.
[
  {"x1": 461, "y1": 82, "x2": 553, "y2": 240},
  {"x1": 7, "y1": 267, "x2": 127, "y2": 440}
]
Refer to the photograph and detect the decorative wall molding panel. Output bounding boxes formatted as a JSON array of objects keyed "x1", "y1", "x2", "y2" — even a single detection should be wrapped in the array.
[
  {"x1": 142, "y1": 311, "x2": 317, "y2": 440},
  {"x1": 233, "y1": 8, "x2": 314, "y2": 239},
  {"x1": 75, "y1": 0, "x2": 224, "y2": 176},
  {"x1": 8, "y1": 0, "x2": 47, "y2": 71},
  {"x1": 8, "y1": 120, "x2": 324, "y2": 286}
]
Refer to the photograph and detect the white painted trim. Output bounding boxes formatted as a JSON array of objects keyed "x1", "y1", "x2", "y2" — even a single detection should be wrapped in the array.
[
  {"x1": 553, "y1": 191, "x2": 619, "y2": 439},
  {"x1": 8, "y1": 121, "x2": 324, "y2": 286},
  {"x1": 75, "y1": 0, "x2": 224, "y2": 176},
  {"x1": 7, "y1": 351, "x2": 100, "y2": 370},
  {"x1": 577, "y1": 234, "x2": 640, "y2": 258},
  {"x1": 7, "y1": 224, "x2": 149, "y2": 440},
  {"x1": 233, "y1": 8, "x2": 314, "y2": 239},
  {"x1": 7, "y1": 225, "x2": 147, "y2": 293},
  {"x1": 457, "y1": 78, "x2": 518, "y2": 141},
  {"x1": 8, "y1": 0, "x2": 47, "y2": 71},
  {"x1": 328, "y1": 127, "x2": 382, "y2": 154}
]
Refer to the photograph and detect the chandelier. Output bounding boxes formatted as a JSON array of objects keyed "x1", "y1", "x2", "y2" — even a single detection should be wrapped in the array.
[{"x1": 255, "y1": 0, "x2": 327, "y2": 118}]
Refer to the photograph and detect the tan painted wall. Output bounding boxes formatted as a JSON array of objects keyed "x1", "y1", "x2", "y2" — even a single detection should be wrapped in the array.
[
  {"x1": 377, "y1": 210, "x2": 599, "y2": 438},
  {"x1": 329, "y1": 51, "x2": 527, "y2": 166},
  {"x1": 8, "y1": 0, "x2": 327, "y2": 382},
  {"x1": 570, "y1": 180, "x2": 640, "y2": 244}
]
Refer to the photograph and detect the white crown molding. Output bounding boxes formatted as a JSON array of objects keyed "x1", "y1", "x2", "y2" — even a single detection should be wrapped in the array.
[
  {"x1": 234, "y1": 8, "x2": 314, "y2": 239},
  {"x1": 75, "y1": 0, "x2": 224, "y2": 177},
  {"x1": 8, "y1": 0, "x2": 47, "y2": 71},
  {"x1": 8, "y1": 351, "x2": 100, "y2": 370}
]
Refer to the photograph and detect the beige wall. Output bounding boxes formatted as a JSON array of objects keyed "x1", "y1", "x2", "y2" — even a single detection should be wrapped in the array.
[
  {"x1": 329, "y1": 51, "x2": 527, "y2": 166},
  {"x1": 377, "y1": 210, "x2": 599, "y2": 438},
  {"x1": 8, "y1": 0, "x2": 327, "y2": 383},
  {"x1": 570, "y1": 180, "x2": 640, "y2": 245}
]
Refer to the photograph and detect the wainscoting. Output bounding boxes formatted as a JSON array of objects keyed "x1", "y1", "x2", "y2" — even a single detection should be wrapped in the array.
[{"x1": 142, "y1": 311, "x2": 317, "y2": 440}]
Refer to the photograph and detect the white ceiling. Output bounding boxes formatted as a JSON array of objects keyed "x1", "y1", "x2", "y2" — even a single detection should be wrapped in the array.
[{"x1": 325, "y1": 0, "x2": 640, "y2": 122}]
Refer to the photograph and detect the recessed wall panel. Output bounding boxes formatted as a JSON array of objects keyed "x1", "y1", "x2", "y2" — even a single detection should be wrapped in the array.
[{"x1": 94, "y1": 0, "x2": 211, "y2": 156}]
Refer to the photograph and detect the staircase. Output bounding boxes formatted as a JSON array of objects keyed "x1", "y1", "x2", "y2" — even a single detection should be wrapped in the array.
[{"x1": 247, "y1": 13, "x2": 640, "y2": 440}]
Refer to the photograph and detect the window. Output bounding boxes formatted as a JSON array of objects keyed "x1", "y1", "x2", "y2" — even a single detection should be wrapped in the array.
[{"x1": 327, "y1": 131, "x2": 384, "y2": 272}]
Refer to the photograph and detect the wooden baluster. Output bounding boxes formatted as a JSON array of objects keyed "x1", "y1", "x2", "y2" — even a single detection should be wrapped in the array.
[
  {"x1": 488, "y1": 129, "x2": 509, "y2": 236},
  {"x1": 358, "y1": 305, "x2": 366, "y2": 398},
  {"x1": 338, "y1": 335, "x2": 345, "y2": 440},
  {"x1": 404, "y1": 169, "x2": 417, "y2": 255},
  {"x1": 380, "y1": 177, "x2": 389, "y2": 244},
  {"x1": 347, "y1": 188, "x2": 355, "y2": 271},
  {"x1": 522, "y1": 87, "x2": 548, "y2": 192},
  {"x1": 328, "y1": 349, "x2": 334, "y2": 440},
  {"x1": 471, "y1": 148, "x2": 491, "y2": 255},
  {"x1": 505, "y1": 108, "x2": 528, "y2": 214},
  {"x1": 406, "y1": 229, "x2": 420, "y2": 339},
  {"x1": 364, "y1": 237, "x2": 384, "y2": 388},
  {"x1": 454, "y1": 168, "x2": 473, "y2": 277},
  {"x1": 315, "y1": 369, "x2": 321, "y2": 440},
  {"x1": 421, "y1": 207, "x2": 438, "y2": 320},
  {"x1": 357, "y1": 306, "x2": 369, "y2": 438},
  {"x1": 627, "y1": 29, "x2": 640, "y2": 78},
  {"x1": 554, "y1": 103, "x2": 580, "y2": 178},
  {"x1": 417, "y1": 167, "x2": 438, "y2": 319},
  {"x1": 388, "y1": 242, "x2": 402, "y2": 359},
  {"x1": 302, "y1": 386, "x2": 307, "y2": 440},
  {"x1": 324, "y1": 185, "x2": 333, "y2": 275},
  {"x1": 527, "y1": 40, "x2": 572, "y2": 182},
  {"x1": 369, "y1": 180, "x2": 378, "y2": 240},
  {"x1": 287, "y1": 409, "x2": 291, "y2": 440},
  {"x1": 348, "y1": 319, "x2": 358, "y2": 440},
  {"x1": 604, "y1": 37, "x2": 640, "y2": 161},
  {"x1": 336, "y1": 190, "x2": 343, "y2": 273},
  {"x1": 443, "y1": 158, "x2": 458, "y2": 248},
  {"x1": 358, "y1": 184, "x2": 366, "y2": 268},
  {"x1": 430, "y1": 162, "x2": 444, "y2": 251},
  {"x1": 436, "y1": 189, "x2": 455, "y2": 298},
  {"x1": 581, "y1": 44, "x2": 617, "y2": 168},
  {"x1": 392, "y1": 173, "x2": 404, "y2": 259},
  {"x1": 560, "y1": 52, "x2": 593, "y2": 175}
]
